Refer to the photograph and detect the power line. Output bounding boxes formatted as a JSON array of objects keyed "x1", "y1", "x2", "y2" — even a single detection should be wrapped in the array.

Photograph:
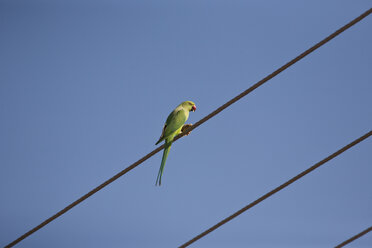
[
  {"x1": 334, "y1": 226, "x2": 372, "y2": 248},
  {"x1": 178, "y1": 130, "x2": 372, "y2": 248},
  {"x1": 178, "y1": 8, "x2": 372, "y2": 138},
  {"x1": 5, "y1": 7, "x2": 372, "y2": 248}
]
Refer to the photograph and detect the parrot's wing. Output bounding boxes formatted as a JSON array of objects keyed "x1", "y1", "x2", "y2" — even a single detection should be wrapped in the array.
[
  {"x1": 155, "y1": 108, "x2": 187, "y2": 145},
  {"x1": 163, "y1": 109, "x2": 187, "y2": 137}
]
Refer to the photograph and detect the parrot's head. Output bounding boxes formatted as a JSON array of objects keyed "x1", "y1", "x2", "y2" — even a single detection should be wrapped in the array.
[{"x1": 182, "y1": 101, "x2": 196, "y2": 112}]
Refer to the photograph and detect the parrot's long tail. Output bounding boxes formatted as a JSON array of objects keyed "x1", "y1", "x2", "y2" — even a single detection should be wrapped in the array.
[{"x1": 156, "y1": 141, "x2": 172, "y2": 186}]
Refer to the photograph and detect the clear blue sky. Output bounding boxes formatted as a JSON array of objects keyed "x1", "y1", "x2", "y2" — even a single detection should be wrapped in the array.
[{"x1": 1, "y1": 1, "x2": 371, "y2": 247}]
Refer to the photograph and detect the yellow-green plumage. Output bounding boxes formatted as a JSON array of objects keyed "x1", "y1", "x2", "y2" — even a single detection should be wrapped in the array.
[{"x1": 155, "y1": 101, "x2": 196, "y2": 186}]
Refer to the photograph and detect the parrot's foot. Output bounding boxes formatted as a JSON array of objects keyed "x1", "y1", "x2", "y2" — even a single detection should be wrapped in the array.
[{"x1": 181, "y1": 124, "x2": 193, "y2": 136}]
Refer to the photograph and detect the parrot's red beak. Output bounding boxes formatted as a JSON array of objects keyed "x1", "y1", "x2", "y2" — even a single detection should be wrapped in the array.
[{"x1": 191, "y1": 105, "x2": 196, "y2": 112}]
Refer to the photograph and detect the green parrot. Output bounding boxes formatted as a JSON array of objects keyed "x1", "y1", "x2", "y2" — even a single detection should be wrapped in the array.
[{"x1": 155, "y1": 101, "x2": 196, "y2": 186}]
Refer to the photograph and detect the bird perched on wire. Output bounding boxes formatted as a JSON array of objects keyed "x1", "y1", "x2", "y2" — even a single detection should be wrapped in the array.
[{"x1": 155, "y1": 101, "x2": 196, "y2": 186}]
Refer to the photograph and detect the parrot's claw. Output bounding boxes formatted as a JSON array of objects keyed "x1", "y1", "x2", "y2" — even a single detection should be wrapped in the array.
[{"x1": 181, "y1": 123, "x2": 193, "y2": 136}]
